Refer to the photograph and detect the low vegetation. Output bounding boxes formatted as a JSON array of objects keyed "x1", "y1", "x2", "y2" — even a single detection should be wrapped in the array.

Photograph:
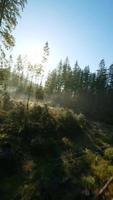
[{"x1": 0, "y1": 101, "x2": 113, "y2": 199}]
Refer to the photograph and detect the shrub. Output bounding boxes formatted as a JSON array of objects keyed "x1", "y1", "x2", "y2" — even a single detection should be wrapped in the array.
[
  {"x1": 76, "y1": 113, "x2": 87, "y2": 128},
  {"x1": 8, "y1": 102, "x2": 25, "y2": 125},
  {"x1": 92, "y1": 158, "x2": 113, "y2": 182},
  {"x1": 16, "y1": 183, "x2": 40, "y2": 200},
  {"x1": 58, "y1": 110, "x2": 82, "y2": 138},
  {"x1": 104, "y1": 147, "x2": 113, "y2": 161},
  {"x1": 81, "y1": 175, "x2": 95, "y2": 190},
  {"x1": 61, "y1": 151, "x2": 86, "y2": 180},
  {"x1": 1, "y1": 92, "x2": 13, "y2": 110},
  {"x1": 61, "y1": 151, "x2": 77, "y2": 179},
  {"x1": 29, "y1": 105, "x2": 43, "y2": 121}
]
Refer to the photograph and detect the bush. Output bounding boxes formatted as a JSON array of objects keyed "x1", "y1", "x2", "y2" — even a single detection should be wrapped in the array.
[
  {"x1": 58, "y1": 110, "x2": 82, "y2": 138},
  {"x1": 8, "y1": 102, "x2": 25, "y2": 125},
  {"x1": 76, "y1": 113, "x2": 87, "y2": 128},
  {"x1": 61, "y1": 151, "x2": 77, "y2": 180},
  {"x1": 104, "y1": 147, "x2": 113, "y2": 161},
  {"x1": 81, "y1": 175, "x2": 95, "y2": 190},
  {"x1": 81, "y1": 175, "x2": 96, "y2": 198},
  {"x1": 1, "y1": 92, "x2": 13, "y2": 110},
  {"x1": 29, "y1": 105, "x2": 43, "y2": 121}
]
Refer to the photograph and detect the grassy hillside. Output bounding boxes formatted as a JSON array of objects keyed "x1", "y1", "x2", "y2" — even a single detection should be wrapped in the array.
[{"x1": 0, "y1": 103, "x2": 113, "y2": 200}]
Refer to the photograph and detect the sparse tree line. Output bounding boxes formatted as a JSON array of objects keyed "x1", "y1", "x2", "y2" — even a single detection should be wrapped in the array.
[
  {"x1": 0, "y1": 53, "x2": 43, "y2": 97},
  {"x1": 0, "y1": 54, "x2": 113, "y2": 122},
  {"x1": 45, "y1": 58, "x2": 113, "y2": 123},
  {"x1": 45, "y1": 58, "x2": 113, "y2": 95},
  {"x1": 0, "y1": 53, "x2": 113, "y2": 122},
  {"x1": 0, "y1": 42, "x2": 49, "y2": 110}
]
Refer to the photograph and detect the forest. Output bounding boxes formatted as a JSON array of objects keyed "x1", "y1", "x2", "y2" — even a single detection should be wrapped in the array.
[{"x1": 0, "y1": 0, "x2": 113, "y2": 200}]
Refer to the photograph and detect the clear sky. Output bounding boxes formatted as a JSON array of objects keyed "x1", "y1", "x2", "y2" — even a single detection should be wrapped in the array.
[{"x1": 12, "y1": 0, "x2": 113, "y2": 72}]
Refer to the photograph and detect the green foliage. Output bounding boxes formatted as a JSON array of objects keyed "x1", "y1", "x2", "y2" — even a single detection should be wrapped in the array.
[
  {"x1": 45, "y1": 58, "x2": 109, "y2": 95},
  {"x1": 104, "y1": 147, "x2": 113, "y2": 161},
  {"x1": 45, "y1": 58, "x2": 113, "y2": 123},
  {"x1": 0, "y1": 0, "x2": 27, "y2": 48},
  {"x1": 42, "y1": 41, "x2": 49, "y2": 63},
  {"x1": 61, "y1": 151, "x2": 79, "y2": 180},
  {"x1": 81, "y1": 175, "x2": 95, "y2": 190},
  {"x1": 1, "y1": 92, "x2": 13, "y2": 110},
  {"x1": 17, "y1": 183, "x2": 40, "y2": 200},
  {"x1": 92, "y1": 158, "x2": 113, "y2": 182},
  {"x1": 1, "y1": 101, "x2": 113, "y2": 199},
  {"x1": 57, "y1": 110, "x2": 83, "y2": 139},
  {"x1": 76, "y1": 113, "x2": 87, "y2": 128},
  {"x1": 35, "y1": 86, "x2": 44, "y2": 100},
  {"x1": 8, "y1": 102, "x2": 25, "y2": 126}
]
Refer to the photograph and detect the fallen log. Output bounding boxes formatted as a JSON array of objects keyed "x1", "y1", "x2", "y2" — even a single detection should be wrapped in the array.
[{"x1": 97, "y1": 176, "x2": 113, "y2": 197}]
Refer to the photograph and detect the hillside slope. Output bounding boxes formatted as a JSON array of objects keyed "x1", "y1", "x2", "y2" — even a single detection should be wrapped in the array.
[{"x1": 0, "y1": 105, "x2": 113, "y2": 200}]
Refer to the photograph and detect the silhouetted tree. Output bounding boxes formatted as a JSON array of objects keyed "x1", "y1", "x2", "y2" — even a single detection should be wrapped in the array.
[{"x1": 0, "y1": 0, "x2": 27, "y2": 48}]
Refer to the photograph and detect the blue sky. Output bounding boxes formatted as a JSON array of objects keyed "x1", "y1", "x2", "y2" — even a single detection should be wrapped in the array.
[{"x1": 12, "y1": 0, "x2": 113, "y2": 72}]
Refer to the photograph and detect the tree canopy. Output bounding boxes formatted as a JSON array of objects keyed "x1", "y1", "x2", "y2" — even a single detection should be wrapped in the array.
[{"x1": 0, "y1": 0, "x2": 27, "y2": 48}]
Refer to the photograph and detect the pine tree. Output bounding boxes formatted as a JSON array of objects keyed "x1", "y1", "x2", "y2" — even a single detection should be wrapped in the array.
[
  {"x1": 0, "y1": 0, "x2": 27, "y2": 48},
  {"x1": 83, "y1": 66, "x2": 90, "y2": 91},
  {"x1": 96, "y1": 59, "x2": 107, "y2": 90},
  {"x1": 72, "y1": 61, "x2": 81, "y2": 94},
  {"x1": 108, "y1": 64, "x2": 113, "y2": 89}
]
